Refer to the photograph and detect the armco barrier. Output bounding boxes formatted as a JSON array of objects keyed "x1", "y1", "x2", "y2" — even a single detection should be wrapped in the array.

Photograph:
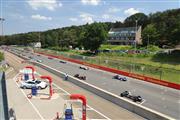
[
  {"x1": 8, "y1": 51, "x2": 175, "y2": 120},
  {"x1": 36, "y1": 51, "x2": 180, "y2": 90}
]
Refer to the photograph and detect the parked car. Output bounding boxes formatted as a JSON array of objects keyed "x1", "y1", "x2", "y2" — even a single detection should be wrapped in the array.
[
  {"x1": 20, "y1": 80, "x2": 47, "y2": 89},
  {"x1": 113, "y1": 75, "x2": 127, "y2": 81},
  {"x1": 79, "y1": 66, "x2": 89, "y2": 70},
  {"x1": 74, "y1": 74, "x2": 86, "y2": 80},
  {"x1": 120, "y1": 91, "x2": 142, "y2": 102}
]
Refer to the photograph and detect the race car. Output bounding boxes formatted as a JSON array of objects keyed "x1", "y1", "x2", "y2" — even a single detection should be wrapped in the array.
[
  {"x1": 120, "y1": 91, "x2": 142, "y2": 102},
  {"x1": 48, "y1": 57, "x2": 53, "y2": 59},
  {"x1": 59, "y1": 60, "x2": 67, "y2": 64},
  {"x1": 113, "y1": 75, "x2": 127, "y2": 81},
  {"x1": 36, "y1": 59, "x2": 42, "y2": 63},
  {"x1": 74, "y1": 74, "x2": 86, "y2": 80},
  {"x1": 79, "y1": 66, "x2": 89, "y2": 70}
]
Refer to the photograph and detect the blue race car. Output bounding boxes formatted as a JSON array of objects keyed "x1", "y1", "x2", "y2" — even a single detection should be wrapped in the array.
[{"x1": 113, "y1": 75, "x2": 127, "y2": 81}]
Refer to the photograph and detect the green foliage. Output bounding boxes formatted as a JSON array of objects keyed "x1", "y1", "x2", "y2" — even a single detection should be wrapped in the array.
[
  {"x1": 99, "y1": 45, "x2": 132, "y2": 50},
  {"x1": 49, "y1": 46, "x2": 69, "y2": 51},
  {"x1": 142, "y1": 24, "x2": 160, "y2": 45},
  {"x1": 124, "y1": 13, "x2": 149, "y2": 28},
  {"x1": 81, "y1": 23, "x2": 108, "y2": 51}
]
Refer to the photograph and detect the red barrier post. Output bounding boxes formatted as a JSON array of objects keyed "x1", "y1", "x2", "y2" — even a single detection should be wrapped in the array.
[
  {"x1": 70, "y1": 94, "x2": 86, "y2": 120},
  {"x1": 40, "y1": 76, "x2": 53, "y2": 97}
]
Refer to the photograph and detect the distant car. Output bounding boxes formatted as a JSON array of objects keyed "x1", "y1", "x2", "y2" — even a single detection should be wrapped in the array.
[
  {"x1": 113, "y1": 75, "x2": 127, "y2": 81},
  {"x1": 74, "y1": 74, "x2": 86, "y2": 80},
  {"x1": 59, "y1": 60, "x2": 67, "y2": 64},
  {"x1": 37, "y1": 54, "x2": 41, "y2": 56},
  {"x1": 28, "y1": 56, "x2": 32, "y2": 59},
  {"x1": 79, "y1": 66, "x2": 89, "y2": 70},
  {"x1": 36, "y1": 59, "x2": 42, "y2": 63},
  {"x1": 48, "y1": 57, "x2": 53, "y2": 59},
  {"x1": 120, "y1": 91, "x2": 142, "y2": 102},
  {"x1": 20, "y1": 80, "x2": 47, "y2": 89}
]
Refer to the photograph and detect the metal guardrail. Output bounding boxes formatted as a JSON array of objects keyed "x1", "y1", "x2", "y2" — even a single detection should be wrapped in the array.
[{"x1": 0, "y1": 72, "x2": 9, "y2": 120}]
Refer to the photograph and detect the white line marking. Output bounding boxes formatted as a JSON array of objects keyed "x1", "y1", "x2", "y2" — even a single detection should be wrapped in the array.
[
  {"x1": 5, "y1": 67, "x2": 14, "y2": 75},
  {"x1": 12, "y1": 73, "x2": 45, "y2": 120},
  {"x1": 139, "y1": 99, "x2": 146, "y2": 105}
]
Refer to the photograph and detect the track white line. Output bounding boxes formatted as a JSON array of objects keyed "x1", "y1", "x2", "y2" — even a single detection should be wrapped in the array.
[{"x1": 12, "y1": 73, "x2": 45, "y2": 120}]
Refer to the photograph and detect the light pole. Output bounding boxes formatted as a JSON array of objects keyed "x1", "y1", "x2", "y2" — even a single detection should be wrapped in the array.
[
  {"x1": 135, "y1": 20, "x2": 138, "y2": 52},
  {"x1": 147, "y1": 34, "x2": 149, "y2": 46},
  {"x1": 0, "y1": 18, "x2": 5, "y2": 41}
]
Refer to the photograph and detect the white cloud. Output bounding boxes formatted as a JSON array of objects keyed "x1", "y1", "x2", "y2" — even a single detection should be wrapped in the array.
[
  {"x1": 102, "y1": 14, "x2": 124, "y2": 22},
  {"x1": 81, "y1": 0, "x2": 101, "y2": 5},
  {"x1": 80, "y1": 13, "x2": 94, "y2": 24},
  {"x1": 69, "y1": 18, "x2": 78, "y2": 22},
  {"x1": 31, "y1": 14, "x2": 52, "y2": 20},
  {"x1": 124, "y1": 8, "x2": 139, "y2": 16},
  {"x1": 108, "y1": 7, "x2": 121, "y2": 13},
  {"x1": 58, "y1": 2, "x2": 63, "y2": 7},
  {"x1": 102, "y1": 14, "x2": 110, "y2": 19},
  {"x1": 27, "y1": 0, "x2": 62, "y2": 11}
]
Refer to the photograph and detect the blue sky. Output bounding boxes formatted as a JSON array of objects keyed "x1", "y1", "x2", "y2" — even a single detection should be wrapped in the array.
[{"x1": 0, "y1": 0, "x2": 179, "y2": 35}]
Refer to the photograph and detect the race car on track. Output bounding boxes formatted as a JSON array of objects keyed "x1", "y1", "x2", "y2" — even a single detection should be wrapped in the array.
[
  {"x1": 74, "y1": 74, "x2": 86, "y2": 80},
  {"x1": 48, "y1": 57, "x2": 53, "y2": 59},
  {"x1": 36, "y1": 59, "x2": 42, "y2": 63},
  {"x1": 120, "y1": 91, "x2": 142, "y2": 102},
  {"x1": 59, "y1": 60, "x2": 67, "y2": 64},
  {"x1": 113, "y1": 75, "x2": 127, "y2": 81},
  {"x1": 20, "y1": 80, "x2": 47, "y2": 89},
  {"x1": 79, "y1": 66, "x2": 89, "y2": 70}
]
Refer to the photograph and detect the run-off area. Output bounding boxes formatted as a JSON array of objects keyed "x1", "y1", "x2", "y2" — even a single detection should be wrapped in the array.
[{"x1": 6, "y1": 68, "x2": 109, "y2": 120}]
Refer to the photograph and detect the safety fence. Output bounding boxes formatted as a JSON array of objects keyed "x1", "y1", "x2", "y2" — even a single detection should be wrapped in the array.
[{"x1": 35, "y1": 51, "x2": 180, "y2": 90}]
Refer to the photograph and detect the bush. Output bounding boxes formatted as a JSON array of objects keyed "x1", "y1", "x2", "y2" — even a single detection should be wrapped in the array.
[{"x1": 49, "y1": 46, "x2": 69, "y2": 51}]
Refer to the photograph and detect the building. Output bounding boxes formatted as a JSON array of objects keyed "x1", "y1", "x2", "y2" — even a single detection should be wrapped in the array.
[
  {"x1": 30, "y1": 42, "x2": 41, "y2": 48},
  {"x1": 107, "y1": 26, "x2": 142, "y2": 45}
]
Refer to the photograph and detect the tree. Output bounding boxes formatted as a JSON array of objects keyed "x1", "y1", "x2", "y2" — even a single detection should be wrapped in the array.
[
  {"x1": 142, "y1": 24, "x2": 160, "y2": 46},
  {"x1": 81, "y1": 23, "x2": 107, "y2": 52},
  {"x1": 124, "y1": 13, "x2": 148, "y2": 28}
]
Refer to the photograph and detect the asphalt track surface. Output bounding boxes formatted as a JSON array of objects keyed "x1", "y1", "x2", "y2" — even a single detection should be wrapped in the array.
[
  {"x1": 5, "y1": 51, "x2": 144, "y2": 120},
  {"x1": 10, "y1": 49, "x2": 180, "y2": 119}
]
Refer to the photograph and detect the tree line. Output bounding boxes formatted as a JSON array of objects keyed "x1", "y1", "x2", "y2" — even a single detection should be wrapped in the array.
[{"x1": 0, "y1": 8, "x2": 179, "y2": 51}]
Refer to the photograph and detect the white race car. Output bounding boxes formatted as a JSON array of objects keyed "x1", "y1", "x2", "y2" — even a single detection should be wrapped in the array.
[{"x1": 79, "y1": 66, "x2": 89, "y2": 70}]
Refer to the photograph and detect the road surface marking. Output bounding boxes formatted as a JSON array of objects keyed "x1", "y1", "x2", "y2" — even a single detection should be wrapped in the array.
[
  {"x1": 5, "y1": 67, "x2": 14, "y2": 75},
  {"x1": 12, "y1": 73, "x2": 45, "y2": 120}
]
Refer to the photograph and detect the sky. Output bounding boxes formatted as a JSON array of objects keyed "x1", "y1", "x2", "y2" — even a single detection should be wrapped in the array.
[{"x1": 0, "y1": 0, "x2": 179, "y2": 35}]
